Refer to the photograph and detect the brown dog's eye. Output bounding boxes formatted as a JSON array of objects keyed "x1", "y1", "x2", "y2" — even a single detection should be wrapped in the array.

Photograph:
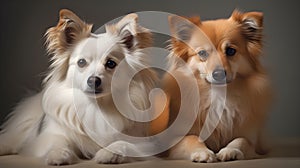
[
  {"x1": 225, "y1": 47, "x2": 236, "y2": 56},
  {"x1": 77, "y1": 59, "x2": 87, "y2": 68},
  {"x1": 198, "y1": 50, "x2": 209, "y2": 60}
]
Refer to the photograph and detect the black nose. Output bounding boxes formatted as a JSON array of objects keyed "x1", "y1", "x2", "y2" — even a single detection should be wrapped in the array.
[
  {"x1": 212, "y1": 69, "x2": 226, "y2": 82},
  {"x1": 87, "y1": 76, "x2": 102, "y2": 89}
]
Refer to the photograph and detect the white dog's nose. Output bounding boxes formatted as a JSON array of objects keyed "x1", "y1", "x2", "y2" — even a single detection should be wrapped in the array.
[{"x1": 87, "y1": 76, "x2": 102, "y2": 89}]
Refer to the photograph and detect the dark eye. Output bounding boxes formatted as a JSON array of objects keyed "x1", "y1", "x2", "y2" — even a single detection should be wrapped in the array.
[
  {"x1": 105, "y1": 59, "x2": 117, "y2": 69},
  {"x1": 77, "y1": 59, "x2": 87, "y2": 68},
  {"x1": 198, "y1": 50, "x2": 209, "y2": 60},
  {"x1": 225, "y1": 47, "x2": 236, "y2": 56}
]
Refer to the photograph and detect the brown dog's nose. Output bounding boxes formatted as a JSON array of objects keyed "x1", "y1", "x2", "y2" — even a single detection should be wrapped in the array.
[
  {"x1": 87, "y1": 76, "x2": 102, "y2": 89},
  {"x1": 212, "y1": 69, "x2": 226, "y2": 82}
]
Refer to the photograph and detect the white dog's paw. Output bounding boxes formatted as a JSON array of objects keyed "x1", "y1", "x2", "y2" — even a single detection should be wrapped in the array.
[
  {"x1": 94, "y1": 149, "x2": 127, "y2": 164},
  {"x1": 45, "y1": 149, "x2": 78, "y2": 166},
  {"x1": 216, "y1": 147, "x2": 244, "y2": 161},
  {"x1": 191, "y1": 148, "x2": 216, "y2": 163}
]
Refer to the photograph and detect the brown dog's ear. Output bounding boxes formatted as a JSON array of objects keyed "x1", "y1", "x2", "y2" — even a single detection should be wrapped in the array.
[
  {"x1": 168, "y1": 15, "x2": 201, "y2": 61},
  {"x1": 231, "y1": 10, "x2": 264, "y2": 59},
  {"x1": 46, "y1": 9, "x2": 92, "y2": 55},
  {"x1": 168, "y1": 15, "x2": 201, "y2": 42},
  {"x1": 231, "y1": 10, "x2": 263, "y2": 43}
]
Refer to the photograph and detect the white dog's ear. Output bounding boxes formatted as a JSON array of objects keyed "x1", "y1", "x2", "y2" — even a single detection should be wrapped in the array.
[
  {"x1": 117, "y1": 13, "x2": 138, "y2": 49},
  {"x1": 168, "y1": 15, "x2": 201, "y2": 42},
  {"x1": 45, "y1": 9, "x2": 92, "y2": 55},
  {"x1": 106, "y1": 13, "x2": 152, "y2": 50},
  {"x1": 44, "y1": 9, "x2": 92, "y2": 83}
]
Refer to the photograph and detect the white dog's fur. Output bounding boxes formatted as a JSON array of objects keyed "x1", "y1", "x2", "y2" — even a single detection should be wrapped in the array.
[{"x1": 0, "y1": 9, "x2": 157, "y2": 165}]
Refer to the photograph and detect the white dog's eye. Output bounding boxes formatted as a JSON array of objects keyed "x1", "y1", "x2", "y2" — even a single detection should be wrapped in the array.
[
  {"x1": 198, "y1": 50, "x2": 209, "y2": 60},
  {"x1": 77, "y1": 59, "x2": 87, "y2": 68},
  {"x1": 105, "y1": 59, "x2": 117, "y2": 69}
]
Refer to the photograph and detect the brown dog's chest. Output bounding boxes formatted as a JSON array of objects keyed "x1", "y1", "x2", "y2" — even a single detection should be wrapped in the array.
[{"x1": 189, "y1": 87, "x2": 256, "y2": 151}]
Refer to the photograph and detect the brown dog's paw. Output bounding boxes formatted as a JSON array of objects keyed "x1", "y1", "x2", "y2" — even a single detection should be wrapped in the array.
[
  {"x1": 191, "y1": 148, "x2": 216, "y2": 163},
  {"x1": 216, "y1": 147, "x2": 244, "y2": 161}
]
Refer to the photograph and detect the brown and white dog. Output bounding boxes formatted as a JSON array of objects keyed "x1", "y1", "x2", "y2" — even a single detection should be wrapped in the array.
[
  {"x1": 151, "y1": 10, "x2": 273, "y2": 162},
  {"x1": 0, "y1": 9, "x2": 157, "y2": 165}
]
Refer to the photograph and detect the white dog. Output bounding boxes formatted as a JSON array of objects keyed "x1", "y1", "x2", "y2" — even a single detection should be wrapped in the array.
[{"x1": 0, "y1": 9, "x2": 157, "y2": 165}]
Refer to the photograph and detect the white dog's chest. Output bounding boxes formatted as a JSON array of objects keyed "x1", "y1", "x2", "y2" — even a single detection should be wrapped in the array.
[{"x1": 77, "y1": 103, "x2": 145, "y2": 143}]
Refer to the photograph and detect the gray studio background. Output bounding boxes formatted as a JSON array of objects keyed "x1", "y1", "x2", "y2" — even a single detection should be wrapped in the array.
[{"x1": 0, "y1": 0, "x2": 299, "y2": 138}]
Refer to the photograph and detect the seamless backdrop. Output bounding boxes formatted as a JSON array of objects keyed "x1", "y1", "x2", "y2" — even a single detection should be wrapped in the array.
[{"x1": 0, "y1": 0, "x2": 299, "y2": 138}]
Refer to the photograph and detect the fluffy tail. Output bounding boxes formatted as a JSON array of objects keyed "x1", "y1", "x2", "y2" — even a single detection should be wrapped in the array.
[{"x1": 0, "y1": 92, "x2": 44, "y2": 155}]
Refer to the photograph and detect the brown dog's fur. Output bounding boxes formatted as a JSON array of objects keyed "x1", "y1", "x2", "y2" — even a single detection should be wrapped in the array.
[{"x1": 151, "y1": 10, "x2": 272, "y2": 162}]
